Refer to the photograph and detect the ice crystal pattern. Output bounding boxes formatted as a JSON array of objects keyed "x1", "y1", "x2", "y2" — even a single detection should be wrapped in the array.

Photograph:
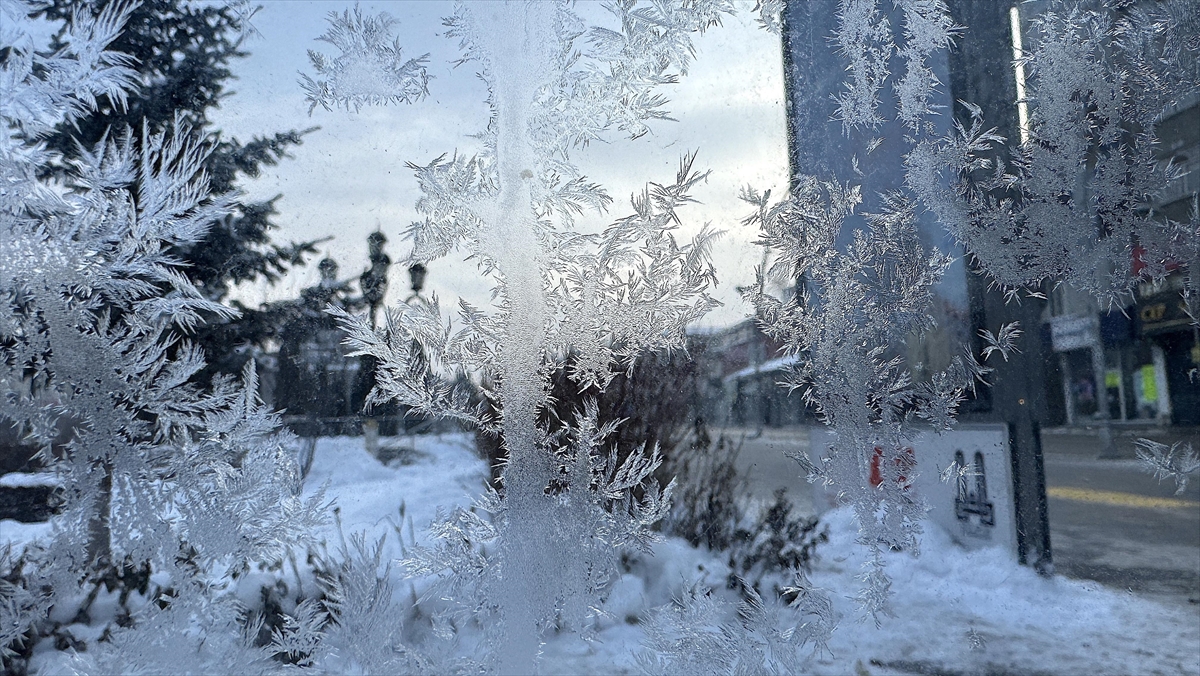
[
  {"x1": 636, "y1": 572, "x2": 837, "y2": 675},
  {"x1": 1134, "y1": 439, "x2": 1200, "y2": 496},
  {"x1": 827, "y1": 0, "x2": 1196, "y2": 312},
  {"x1": 750, "y1": 0, "x2": 1197, "y2": 624},
  {"x1": 0, "y1": 0, "x2": 323, "y2": 668},
  {"x1": 742, "y1": 180, "x2": 990, "y2": 621},
  {"x1": 905, "y1": 2, "x2": 1199, "y2": 308},
  {"x1": 301, "y1": 6, "x2": 430, "y2": 114},
  {"x1": 831, "y1": 0, "x2": 960, "y2": 134},
  {"x1": 303, "y1": 2, "x2": 733, "y2": 673}
]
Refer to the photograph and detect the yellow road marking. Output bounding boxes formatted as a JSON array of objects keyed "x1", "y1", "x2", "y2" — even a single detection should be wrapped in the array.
[{"x1": 1047, "y1": 486, "x2": 1200, "y2": 510}]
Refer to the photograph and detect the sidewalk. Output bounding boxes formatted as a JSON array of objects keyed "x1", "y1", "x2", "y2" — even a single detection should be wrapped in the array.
[{"x1": 1041, "y1": 423, "x2": 1200, "y2": 459}]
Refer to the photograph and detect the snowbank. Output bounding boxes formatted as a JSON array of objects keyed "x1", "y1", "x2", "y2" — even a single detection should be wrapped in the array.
[
  {"x1": 806, "y1": 508, "x2": 1200, "y2": 675},
  {"x1": 302, "y1": 433, "x2": 488, "y2": 553},
  {"x1": 0, "y1": 518, "x2": 53, "y2": 551},
  {"x1": 6, "y1": 433, "x2": 1196, "y2": 675},
  {"x1": 298, "y1": 433, "x2": 1200, "y2": 675}
]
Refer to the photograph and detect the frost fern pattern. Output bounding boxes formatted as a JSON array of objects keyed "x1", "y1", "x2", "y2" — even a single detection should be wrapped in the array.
[
  {"x1": 303, "y1": 2, "x2": 729, "y2": 672},
  {"x1": 0, "y1": 1, "x2": 323, "y2": 669}
]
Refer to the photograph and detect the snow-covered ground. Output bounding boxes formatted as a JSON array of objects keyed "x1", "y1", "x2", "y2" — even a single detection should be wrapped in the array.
[
  {"x1": 4, "y1": 433, "x2": 1198, "y2": 674},
  {"x1": 808, "y1": 509, "x2": 1200, "y2": 676},
  {"x1": 302, "y1": 433, "x2": 490, "y2": 556},
  {"x1": 299, "y1": 434, "x2": 1200, "y2": 676}
]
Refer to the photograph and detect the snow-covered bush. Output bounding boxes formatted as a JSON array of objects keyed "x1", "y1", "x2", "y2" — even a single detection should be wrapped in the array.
[
  {"x1": 0, "y1": 1, "x2": 322, "y2": 669},
  {"x1": 664, "y1": 429, "x2": 826, "y2": 595},
  {"x1": 665, "y1": 428, "x2": 746, "y2": 553},
  {"x1": 727, "y1": 489, "x2": 826, "y2": 596},
  {"x1": 636, "y1": 572, "x2": 835, "y2": 675}
]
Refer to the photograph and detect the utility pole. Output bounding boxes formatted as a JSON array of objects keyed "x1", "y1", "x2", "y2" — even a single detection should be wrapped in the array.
[{"x1": 942, "y1": 0, "x2": 1053, "y2": 571}]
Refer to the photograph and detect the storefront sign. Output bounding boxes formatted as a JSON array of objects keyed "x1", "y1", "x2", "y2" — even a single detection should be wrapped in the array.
[
  {"x1": 1136, "y1": 294, "x2": 1194, "y2": 336},
  {"x1": 1049, "y1": 315, "x2": 1098, "y2": 352}
]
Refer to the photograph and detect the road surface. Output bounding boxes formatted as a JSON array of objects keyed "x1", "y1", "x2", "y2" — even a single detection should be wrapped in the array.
[{"x1": 1042, "y1": 448, "x2": 1199, "y2": 603}]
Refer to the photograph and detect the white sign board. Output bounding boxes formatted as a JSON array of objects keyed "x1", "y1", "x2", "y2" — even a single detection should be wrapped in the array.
[
  {"x1": 1049, "y1": 315, "x2": 1098, "y2": 352},
  {"x1": 810, "y1": 424, "x2": 1018, "y2": 559}
]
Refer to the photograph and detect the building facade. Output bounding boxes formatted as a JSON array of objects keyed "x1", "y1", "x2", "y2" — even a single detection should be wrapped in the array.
[{"x1": 1037, "y1": 20, "x2": 1200, "y2": 428}]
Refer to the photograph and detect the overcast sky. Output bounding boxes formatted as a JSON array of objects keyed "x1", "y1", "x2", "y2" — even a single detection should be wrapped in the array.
[{"x1": 212, "y1": 1, "x2": 789, "y2": 328}]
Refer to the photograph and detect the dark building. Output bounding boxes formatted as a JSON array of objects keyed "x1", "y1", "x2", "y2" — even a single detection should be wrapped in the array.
[{"x1": 1020, "y1": 3, "x2": 1200, "y2": 428}]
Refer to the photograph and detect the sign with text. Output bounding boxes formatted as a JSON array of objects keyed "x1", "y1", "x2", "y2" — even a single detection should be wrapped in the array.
[
  {"x1": 1049, "y1": 314, "x2": 1099, "y2": 352},
  {"x1": 811, "y1": 424, "x2": 1018, "y2": 559},
  {"x1": 1136, "y1": 293, "x2": 1194, "y2": 336}
]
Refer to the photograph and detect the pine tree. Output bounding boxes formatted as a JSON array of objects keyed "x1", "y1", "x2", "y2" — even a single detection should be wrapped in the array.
[
  {"x1": 1, "y1": 2, "x2": 324, "y2": 669},
  {"x1": 36, "y1": 0, "x2": 323, "y2": 383}
]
